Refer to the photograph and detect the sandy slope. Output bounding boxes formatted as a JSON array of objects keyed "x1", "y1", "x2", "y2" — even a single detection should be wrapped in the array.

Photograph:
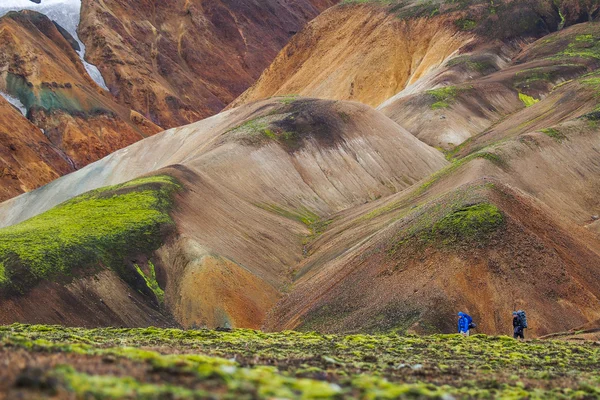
[{"x1": 230, "y1": 4, "x2": 473, "y2": 109}]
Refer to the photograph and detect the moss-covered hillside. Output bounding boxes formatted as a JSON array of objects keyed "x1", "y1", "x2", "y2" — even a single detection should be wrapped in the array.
[
  {"x1": 0, "y1": 175, "x2": 180, "y2": 296},
  {"x1": 1, "y1": 324, "x2": 599, "y2": 399}
]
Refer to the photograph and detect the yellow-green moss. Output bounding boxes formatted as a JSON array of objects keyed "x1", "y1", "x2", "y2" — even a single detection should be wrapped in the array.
[
  {"x1": 135, "y1": 262, "x2": 164, "y2": 305},
  {"x1": 519, "y1": 92, "x2": 540, "y2": 107},
  {"x1": 0, "y1": 176, "x2": 180, "y2": 292},
  {"x1": 2, "y1": 324, "x2": 600, "y2": 399}
]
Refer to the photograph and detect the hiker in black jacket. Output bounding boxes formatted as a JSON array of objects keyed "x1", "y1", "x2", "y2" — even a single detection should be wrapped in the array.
[{"x1": 513, "y1": 311, "x2": 525, "y2": 339}]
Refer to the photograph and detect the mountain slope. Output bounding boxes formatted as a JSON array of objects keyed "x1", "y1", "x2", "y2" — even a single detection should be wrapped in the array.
[
  {"x1": 78, "y1": 0, "x2": 339, "y2": 128},
  {"x1": 231, "y1": 0, "x2": 599, "y2": 116},
  {"x1": 0, "y1": 10, "x2": 161, "y2": 201},
  {"x1": 230, "y1": 3, "x2": 474, "y2": 109},
  {"x1": 266, "y1": 115, "x2": 600, "y2": 337},
  {"x1": 0, "y1": 0, "x2": 338, "y2": 202},
  {"x1": 0, "y1": 97, "x2": 447, "y2": 329},
  {"x1": 0, "y1": 95, "x2": 72, "y2": 201},
  {"x1": 380, "y1": 22, "x2": 600, "y2": 149}
]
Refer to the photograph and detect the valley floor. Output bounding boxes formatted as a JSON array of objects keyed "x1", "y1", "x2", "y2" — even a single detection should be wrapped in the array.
[{"x1": 0, "y1": 325, "x2": 599, "y2": 399}]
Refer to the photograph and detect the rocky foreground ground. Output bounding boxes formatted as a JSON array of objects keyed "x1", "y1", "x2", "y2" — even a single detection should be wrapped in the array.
[{"x1": 0, "y1": 324, "x2": 599, "y2": 399}]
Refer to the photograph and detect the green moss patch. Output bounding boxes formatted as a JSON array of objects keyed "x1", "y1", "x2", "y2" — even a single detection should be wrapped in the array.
[
  {"x1": 558, "y1": 33, "x2": 600, "y2": 60},
  {"x1": 519, "y1": 92, "x2": 540, "y2": 107},
  {"x1": 426, "y1": 86, "x2": 472, "y2": 110},
  {"x1": 0, "y1": 175, "x2": 180, "y2": 294},
  {"x1": 432, "y1": 203, "x2": 504, "y2": 241},
  {"x1": 388, "y1": 184, "x2": 505, "y2": 253},
  {"x1": 2, "y1": 324, "x2": 600, "y2": 399},
  {"x1": 541, "y1": 127, "x2": 568, "y2": 142},
  {"x1": 135, "y1": 262, "x2": 164, "y2": 305}
]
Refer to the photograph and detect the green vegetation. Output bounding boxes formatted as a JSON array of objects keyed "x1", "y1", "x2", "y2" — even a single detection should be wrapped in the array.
[
  {"x1": 388, "y1": 183, "x2": 506, "y2": 253},
  {"x1": 541, "y1": 127, "x2": 568, "y2": 142},
  {"x1": 446, "y1": 55, "x2": 493, "y2": 73},
  {"x1": 518, "y1": 92, "x2": 540, "y2": 107},
  {"x1": 427, "y1": 86, "x2": 459, "y2": 109},
  {"x1": 416, "y1": 151, "x2": 505, "y2": 196},
  {"x1": 432, "y1": 203, "x2": 504, "y2": 241},
  {"x1": 277, "y1": 94, "x2": 300, "y2": 105},
  {"x1": 1, "y1": 324, "x2": 599, "y2": 399},
  {"x1": 134, "y1": 262, "x2": 164, "y2": 304},
  {"x1": 0, "y1": 175, "x2": 180, "y2": 293},
  {"x1": 559, "y1": 33, "x2": 600, "y2": 60},
  {"x1": 228, "y1": 113, "x2": 302, "y2": 151},
  {"x1": 454, "y1": 18, "x2": 477, "y2": 30}
]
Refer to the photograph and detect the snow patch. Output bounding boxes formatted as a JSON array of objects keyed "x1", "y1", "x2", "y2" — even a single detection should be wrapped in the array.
[
  {"x1": 0, "y1": 0, "x2": 109, "y2": 90},
  {"x1": 0, "y1": 91, "x2": 27, "y2": 116}
]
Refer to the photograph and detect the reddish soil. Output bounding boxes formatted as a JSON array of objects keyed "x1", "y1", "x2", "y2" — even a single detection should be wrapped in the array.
[{"x1": 79, "y1": 0, "x2": 339, "y2": 128}]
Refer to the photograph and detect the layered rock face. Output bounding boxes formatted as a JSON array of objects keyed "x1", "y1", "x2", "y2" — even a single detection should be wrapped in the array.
[
  {"x1": 0, "y1": 10, "x2": 161, "y2": 201},
  {"x1": 78, "y1": 0, "x2": 339, "y2": 128}
]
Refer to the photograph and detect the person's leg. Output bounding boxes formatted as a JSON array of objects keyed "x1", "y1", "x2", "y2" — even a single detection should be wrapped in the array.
[
  {"x1": 515, "y1": 328, "x2": 524, "y2": 339},
  {"x1": 514, "y1": 327, "x2": 519, "y2": 339}
]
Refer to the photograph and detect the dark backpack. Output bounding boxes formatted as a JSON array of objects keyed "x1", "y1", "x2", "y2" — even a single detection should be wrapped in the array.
[{"x1": 517, "y1": 310, "x2": 528, "y2": 328}]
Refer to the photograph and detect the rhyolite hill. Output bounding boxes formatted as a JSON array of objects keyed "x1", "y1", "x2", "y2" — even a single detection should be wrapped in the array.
[{"x1": 0, "y1": 0, "x2": 600, "y2": 339}]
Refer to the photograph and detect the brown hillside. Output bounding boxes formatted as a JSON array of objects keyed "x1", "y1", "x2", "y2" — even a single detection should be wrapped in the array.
[
  {"x1": 2, "y1": 1, "x2": 600, "y2": 337},
  {"x1": 79, "y1": 0, "x2": 339, "y2": 128},
  {"x1": 265, "y1": 116, "x2": 600, "y2": 336},
  {"x1": 230, "y1": 4, "x2": 473, "y2": 109},
  {"x1": 381, "y1": 22, "x2": 600, "y2": 149},
  {"x1": 0, "y1": 1, "x2": 338, "y2": 202},
  {"x1": 0, "y1": 98, "x2": 447, "y2": 329},
  {"x1": 265, "y1": 182, "x2": 600, "y2": 337},
  {"x1": 0, "y1": 10, "x2": 161, "y2": 201},
  {"x1": 230, "y1": 0, "x2": 596, "y2": 110},
  {"x1": 0, "y1": 96, "x2": 72, "y2": 201}
]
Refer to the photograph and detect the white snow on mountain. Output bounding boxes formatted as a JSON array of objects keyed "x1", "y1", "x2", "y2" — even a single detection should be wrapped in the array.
[
  {"x1": 0, "y1": 0, "x2": 109, "y2": 91},
  {"x1": 0, "y1": 91, "x2": 27, "y2": 116}
]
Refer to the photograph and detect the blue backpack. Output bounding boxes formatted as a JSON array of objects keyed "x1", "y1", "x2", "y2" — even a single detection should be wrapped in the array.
[
  {"x1": 459, "y1": 313, "x2": 475, "y2": 331},
  {"x1": 517, "y1": 310, "x2": 528, "y2": 328},
  {"x1": 465, "y1": 314, "x2": 476, "y2": 329}
]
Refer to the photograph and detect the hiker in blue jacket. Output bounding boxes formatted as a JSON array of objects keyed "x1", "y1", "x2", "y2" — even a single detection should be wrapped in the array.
[{"x1": 457, "y1": 312, "x2": 473, "y2": 336}]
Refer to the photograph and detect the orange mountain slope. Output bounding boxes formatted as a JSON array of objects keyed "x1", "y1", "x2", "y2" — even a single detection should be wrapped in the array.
[
  {"x1": 0, "y1": 10, "x2": 161, "y2": 201},
  {"x1": 0, "y1": 1, "x2": 338, "y2": 202},
  {"x1": 78, "y1": 0, "x2": 339, "y2": 128}
]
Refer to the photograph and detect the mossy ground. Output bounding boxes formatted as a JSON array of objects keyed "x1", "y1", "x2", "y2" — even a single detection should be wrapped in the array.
[
  {"x1": 1, "y1": 324, "x2": 599, "y2": 399},
  {"x1": 0, "y1": 175, "x2": 180, "y2": 295},
  {"x1": 426, "y1": 86, "x2": 466, "y2": 110}
]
